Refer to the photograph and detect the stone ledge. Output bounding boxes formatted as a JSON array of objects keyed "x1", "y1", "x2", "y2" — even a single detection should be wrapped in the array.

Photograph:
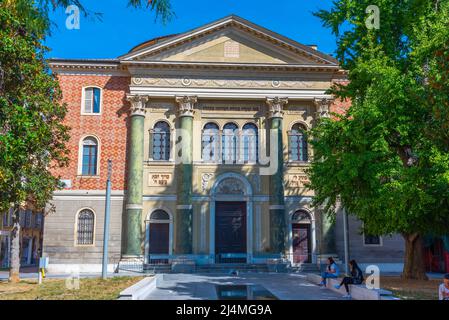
[
  {"x1": 118, "y1": 276, "x2": 156, "y2": 300},
  {"x1": 306, "y1": 273, "x2": 395, "y2": 300}
]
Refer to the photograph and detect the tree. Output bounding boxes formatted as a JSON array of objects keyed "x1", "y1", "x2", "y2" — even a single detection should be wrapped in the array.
[
  {"x1": 309, "y1": 0, "x2": 449, "y2": 280},
  {"x1": 0, "y1": 2, "x2": 70, "y2": 282},
  {"x1": 0, "y1": 0, "x2": 173, "y2": 282}
]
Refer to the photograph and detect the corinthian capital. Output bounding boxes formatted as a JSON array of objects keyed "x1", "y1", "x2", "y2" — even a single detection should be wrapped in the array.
[
  {"x1": 175, "y1": 96, "x2": 197, "y2": 118},
  {"x1": 314, "y1": 97, "x2": 334, "y2": 119},
  {"x1": 126, "y1": 94, "x2": 148, "y2": 117},
  {"x1": 266, "y1": 97, "x2": 288, "y2": 119}
]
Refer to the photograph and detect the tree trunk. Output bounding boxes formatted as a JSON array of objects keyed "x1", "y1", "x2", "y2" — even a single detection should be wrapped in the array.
[
  {"x1": 9, "y1": 205, "x2": 21, "y2": 283},
  {"x1": 402, "y1": 233, "x2": 428, "y2": 280}
]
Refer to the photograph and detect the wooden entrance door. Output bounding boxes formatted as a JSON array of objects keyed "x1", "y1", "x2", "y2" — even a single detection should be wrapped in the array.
[
  {"x1": 292, "y1": 224, "x2": 311, "y2": 263},
  {"x1": 215, "y1": 201, "x2": 246, "y2": 263},
  {"x1": 149, "y1": 223, "x2": 169, "y2": 255}
]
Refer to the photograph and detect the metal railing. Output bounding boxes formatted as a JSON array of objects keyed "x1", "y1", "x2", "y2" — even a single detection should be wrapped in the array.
[{"x1": 117, "y1": 256, "x2": 145, "y2": 273}]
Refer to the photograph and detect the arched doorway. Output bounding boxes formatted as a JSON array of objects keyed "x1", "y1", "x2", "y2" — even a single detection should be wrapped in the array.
[
  {"x1": 210, "y1": 173, "x2": 253, "y2": 264},
  {"x1": 145, "y1": 209, "x2": 173, "y2": 264},
  {"x1": 290, "y1": 210, "x2": 313, "y2": 264}
]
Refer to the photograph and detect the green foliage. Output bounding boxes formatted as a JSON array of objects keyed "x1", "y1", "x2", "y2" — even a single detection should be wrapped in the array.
[
  {"x1": 309, "y1": 0, "x2": 449, "y2": 236},
  {"x1": 0, "y1": 2, "x2": 70, "y2": 212}
]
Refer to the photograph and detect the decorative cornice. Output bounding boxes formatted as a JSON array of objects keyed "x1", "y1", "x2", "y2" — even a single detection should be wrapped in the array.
[
  {"x1": 314, "y1": 97, "x2": 334, "y2": 118},
  {"x1": 266, "y1": 97, "x2": 288, "y2": 119},
  {"x1": 126, "y1": 94, "x2": 149, "y2": 117},
  {"x1": 175, "y1": 95, "x2": 197, "y2": 117}
]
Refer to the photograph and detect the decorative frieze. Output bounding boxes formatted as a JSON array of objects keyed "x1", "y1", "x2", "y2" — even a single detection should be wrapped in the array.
[
  {"x1": 175, "y1": 95, "x2": 197, "y2": 117},
  {"x1": 126, "y1": 94, "x2": 148, "y2": 116},
  {"x1": 266, "y1": 97, "x2": 288, "y2": 119},
  {"x1": 131, "y1": 76, "x2": 320, "y2": 90}
]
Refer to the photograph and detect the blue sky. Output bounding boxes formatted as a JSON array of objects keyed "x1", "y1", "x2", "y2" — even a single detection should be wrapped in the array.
[{"x1": 45, "y1": 0, "x2": 337, "y2": 59}]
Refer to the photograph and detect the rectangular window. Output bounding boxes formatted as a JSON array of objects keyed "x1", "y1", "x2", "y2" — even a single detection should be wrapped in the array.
[
  {"x1": 364, "y1": 234, "x2": 381, "y2": 246},
  {"x1": 83, "y1": 88, "x2": 101, "y2": 114},
  {"x1": 93, "y1": 88, "x2": 101, "y2": 113},
  {"x1": 19, "y1": 210, "x2": 25, "y2": 227},
  {"x1": 25, "y1": 210, "x2": 32, "y2": 228},
  {"x1": 35, "y1": 213, "x2": 43, "y2": 229}
]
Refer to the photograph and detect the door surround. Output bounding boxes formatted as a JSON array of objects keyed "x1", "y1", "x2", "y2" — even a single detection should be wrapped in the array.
[
  {"x1": 288, "y1": 208, "x2": 316, "y2": 264},
  {"x1": 144, "y1": 207, "x2": 173, "y2": 264},
  {"x1": 209, "y1": 172, "x2": 253, "y2": 264}
]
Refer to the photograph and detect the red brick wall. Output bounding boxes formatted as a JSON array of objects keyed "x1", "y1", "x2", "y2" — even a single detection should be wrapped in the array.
[
  {"x1": 52, "y1": 74, "x2": 130, "y2": 191},
  {"x1": 330, "y1": 79, "x2": 351, "y2": 115}
]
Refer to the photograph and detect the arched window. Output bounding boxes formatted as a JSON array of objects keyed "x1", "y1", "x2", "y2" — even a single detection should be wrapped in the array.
[
  {"x1": 292, "y1": 210, "x2": 312, "y2": 224},
  {"x1": 76, "y1": 209, "x2": 95, "y2": 245},
  {"x1": 202, "y1": 123, "x2": 220, "y2": 162},
  {"x1": 222, "y1": 123, "x2": 238, "y2": 164},
  {"x1": 81, "y1": 137, "x2": 98, "y2": 176},
  {"x1": 289, "y1": 124, "x2": 308, "y2": 162},
  {"x1": 152, "y1": 121, "x2": 170, "y2": 161},
  {"x1": 83, "y1": 87, "x2": 101, "y2": 114},
  {"x1": 242, "y1": 123, "x2": 258, "y2": 163},
  {"x1": 150, "y1": 210, "x2": 170, "y2": 221}
]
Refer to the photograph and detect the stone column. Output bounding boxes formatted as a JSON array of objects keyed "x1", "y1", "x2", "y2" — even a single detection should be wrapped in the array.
[
  {"x1": 124, "y1": 94, "x2": 148, "y2": 257},
  {"x1": 174, "y1": 96, "x2": 197, "y2": 254},
  {"x1": 266, "y1": 97, "x2": 288, "y2": 255},
  {"x1": 314, "y1": 98, "x2": 337, "y2": 261}
]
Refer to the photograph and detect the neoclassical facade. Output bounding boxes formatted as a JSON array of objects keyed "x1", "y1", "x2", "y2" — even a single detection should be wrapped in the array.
[{"x1": 44, "y1": 15, "x2": 405, "y2": 272}]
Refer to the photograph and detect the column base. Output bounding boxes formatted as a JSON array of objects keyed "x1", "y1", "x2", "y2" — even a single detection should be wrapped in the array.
[
  {"x1": 174, "y1": 207, "x2": 193, "y2": 254},
  {"x1": 269, "y1": 207, "x2": 287, "y2": 254},
  {"x1": 125, "y1": 208, "x2": 143, "y2": 257}
]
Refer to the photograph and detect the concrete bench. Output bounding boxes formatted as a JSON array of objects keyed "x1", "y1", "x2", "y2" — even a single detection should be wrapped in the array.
[
  {"x1": 118, "y1": 277, "x2": 156, "y2": 300},
  {"x1": 306, "y1": 273, "x2": 394, "y2": 300}
]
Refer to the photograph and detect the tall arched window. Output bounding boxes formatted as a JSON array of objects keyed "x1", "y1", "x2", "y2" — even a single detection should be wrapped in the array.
[
  {"x1": 242, "y1": 123, "x2": 258, "y2": 163},
  {"x1": 152, "y1": 121, "x2": 170, "y2": 161},
  {"x1": 202, "y1": 123, "x2": 220, "y2": 162},
  {"x1": 76, "y1": 209, "x2": 95, "y2": 245},
  {"x1": 222, "y1": 123, "x2": 238, "y2": 164},
  {"x1": 81, "y1": 137, "x2": 98, "y2": 175},
  {"x1": 289, "y1": 124, "x2": 308, "y2": 162}
]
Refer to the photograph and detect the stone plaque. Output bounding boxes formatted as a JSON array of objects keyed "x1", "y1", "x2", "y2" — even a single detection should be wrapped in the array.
[
  {"x1": 289, "y1": 174, "x2": 310, "y2": 188},
  {"x1": 149, "y1": 173, "x2": 173, "y2": 187}
]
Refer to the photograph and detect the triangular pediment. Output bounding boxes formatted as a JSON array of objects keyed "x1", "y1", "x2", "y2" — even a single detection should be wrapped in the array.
[{"x1": 120, "y1": 15, "x2": 338, "y2": 66}]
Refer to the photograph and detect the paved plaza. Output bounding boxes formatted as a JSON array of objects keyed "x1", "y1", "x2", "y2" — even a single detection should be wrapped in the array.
[{"x1": 145, "y1": 273, "x2": 343, "y2": 300}]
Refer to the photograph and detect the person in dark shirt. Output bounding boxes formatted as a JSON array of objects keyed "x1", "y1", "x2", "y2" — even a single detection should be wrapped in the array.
[{"x1": 334, "y1": 259, "x2": 364, "y2": 299}]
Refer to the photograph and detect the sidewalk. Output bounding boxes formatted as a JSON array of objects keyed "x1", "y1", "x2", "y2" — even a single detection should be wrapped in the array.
[{"x1": 0, "y1": 268, "x2": 143, "y2": 281}]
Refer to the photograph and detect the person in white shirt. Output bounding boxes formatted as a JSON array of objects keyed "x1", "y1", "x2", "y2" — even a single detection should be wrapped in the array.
[{"x1": 439, "y1": 274, "x2": 449, "y2": 300}]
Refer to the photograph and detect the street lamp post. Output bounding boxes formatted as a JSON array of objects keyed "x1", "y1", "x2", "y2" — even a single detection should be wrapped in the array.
[
  {"x1": 102, "y1": 160, "x2": 112, "y2": 279},
  {"x1": 342, "y1": 207, "x2": 350, "y2": 275}
]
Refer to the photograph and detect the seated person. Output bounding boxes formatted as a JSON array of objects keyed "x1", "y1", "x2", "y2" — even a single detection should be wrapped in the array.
[
  {"x1": 320, "y1": 257, "x2": 340, "y2": 287},
  {"x1": 334, "y1": 259, "x2": 364, "y2": 299},
  {"x1": 439, "y1": 274, "x2": 449, "y2": 300}
]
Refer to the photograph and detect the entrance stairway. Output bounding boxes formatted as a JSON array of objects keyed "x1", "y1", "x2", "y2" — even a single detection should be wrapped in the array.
[{"x1": 196, "y1": 263, "x2": 269, "y2": 273}]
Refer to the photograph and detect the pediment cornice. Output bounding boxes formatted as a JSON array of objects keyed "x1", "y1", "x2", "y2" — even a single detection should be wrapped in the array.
[{"x1": 119, "y1": 15, "x2": 338, "y2": 66}]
